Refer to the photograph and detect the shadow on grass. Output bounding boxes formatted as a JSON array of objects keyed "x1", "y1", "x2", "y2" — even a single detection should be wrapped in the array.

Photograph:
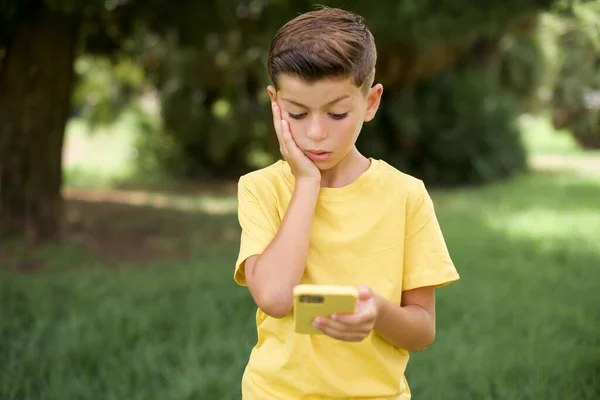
[
  {"x1": 0, "y1": 187, "x2": 240, "y2": 270},
  {"x1": 1, "y1": 170, "x2": 599, "y2": 399}
]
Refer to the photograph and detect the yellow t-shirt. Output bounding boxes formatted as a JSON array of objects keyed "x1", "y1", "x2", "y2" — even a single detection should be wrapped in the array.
[{"x1": 234, "y1": 158, "x2": 459, "y2": 400}]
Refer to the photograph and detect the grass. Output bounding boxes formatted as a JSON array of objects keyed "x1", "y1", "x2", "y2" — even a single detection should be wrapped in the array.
[
  {"x1": 2, "y1": 169, "x2": 599, "y2": 399},
  {"x1": 62, "y1": 113, "x2": 140, "y2": 189},
  {"x1": 518, "y1": 113, "x2": 581, "y2": 155},
  {"x1": 1, "y1": 114, "x2": 599, "y2": 399},
  {"x1": 407, "y1": 171, "x2": 600, "y2": 399}
]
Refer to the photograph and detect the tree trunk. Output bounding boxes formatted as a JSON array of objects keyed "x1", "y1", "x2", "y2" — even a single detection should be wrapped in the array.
[{"x1": 0, "y1": 7, "x2": 79, "y2": 245}]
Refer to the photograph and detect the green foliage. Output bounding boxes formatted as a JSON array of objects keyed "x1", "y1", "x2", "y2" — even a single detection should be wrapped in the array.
[
  {"x1": 359, "y1": 65, "x2": 527, "y2": 186},
  {"x1": 43, "y1": 0, "x2": 105, "y2": 15},
  {"x1": 71, "y1": 55, "x2": 147, "y2": 127},
  {"x1": 335, "y1": 0, "x2": 556, "y2": 50},
  {"x1": 543, "y1": 1, "x2": 600, "y2": 148},
  {"x1": 4, "y1": 0, "x2": 563, "y2": 183},
  {"x1": 137, "y1": 43, "x2": 275, "y2": 178},
  {"x1": 0, "y1": 0, "x2": 109, "y2": 45},
  {"x1": 497, "y1": 20, "x2": 549, "y2": 112},
  {"x1": 496, "y1": 1, "x2": 600, "y2": 148},
  {"x1": 132, "y1": 2, "x2": 285, "y2": 178},
  {"x1": 131, "y1": 0, "x2": 558, "y2": 183}
]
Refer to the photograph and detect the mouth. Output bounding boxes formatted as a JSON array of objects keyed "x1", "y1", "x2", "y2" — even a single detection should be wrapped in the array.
[{"x1": 304, "y1": 150, "x2": 332, "y2": 162}]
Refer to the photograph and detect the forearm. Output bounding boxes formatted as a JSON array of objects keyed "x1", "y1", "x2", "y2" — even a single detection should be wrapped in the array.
[
  {"x1": 250, "y1": 178, "x2": 320, "y2": 315},
  {"x1": 373, "y1": 293, "x2": 435, "y2": 352}
]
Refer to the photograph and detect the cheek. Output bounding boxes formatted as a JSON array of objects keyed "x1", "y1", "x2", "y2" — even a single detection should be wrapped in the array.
[
  {"x1": 336, "y1": 116, "x2": 361, "y2": 140},
  {"x1": 287, "y1": 120, "x2": 304, "y2": 139}
]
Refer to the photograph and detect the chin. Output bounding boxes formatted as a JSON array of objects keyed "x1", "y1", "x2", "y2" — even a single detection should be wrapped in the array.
[{"x1": 314, "y1": 158, "x2": 339, "y2": 171}]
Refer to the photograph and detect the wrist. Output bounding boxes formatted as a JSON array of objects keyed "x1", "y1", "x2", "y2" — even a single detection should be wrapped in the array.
[
  {"x1": 294, "y1": 177, "x2": 321, "y2": 191},
  {"x1": 373, "y1": 292, "x2": 400, "y2": 331},
  {"x1": 373, "y1": 292, "x2": 386, "y2": 324}
]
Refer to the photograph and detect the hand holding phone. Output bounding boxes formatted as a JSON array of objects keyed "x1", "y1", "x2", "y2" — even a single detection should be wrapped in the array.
[
  {"x1": 294, "y1": 284, "x2": 379, "y2": 342},
  {"x1": 293, "y1": 284, "x2": 359, "y2": 335}
]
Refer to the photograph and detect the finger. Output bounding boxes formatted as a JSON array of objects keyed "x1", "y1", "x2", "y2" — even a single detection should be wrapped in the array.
[
  {"x1": 331, "y1": 304, "x2": 376, "y2": 326},
  {"x1": 315, "y1": 316, "x2": 371, "y2": 337},
  {"x1": 357, "y1": 285, "x2": 372, "y2": 301},
  {"x1": 272, "y1": 102, "x2": 284, "y2": 142},
  {"x1": 272, "y1": 104, "x2": 289, "y2": 158},
  {"x1": 281, "y1": 119, "x2": 299, "y2": 153},
  {"x1": 280, "y1": 121, "x2": 292, "y2": 157},
  {"x1": 328, "y1": 312, "x2": 362, "y2": 326},
  {"x1": 271, "y1": 102, "x2": 281, "y2": 128},
  {"x1": 318, "y1": 324, "x2": 368, "y2": 342}
]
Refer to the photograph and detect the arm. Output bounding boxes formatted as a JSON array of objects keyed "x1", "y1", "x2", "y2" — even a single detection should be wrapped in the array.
[
  {"x1": 245, "y1": 178, "x2": 320, "y2": 318},
  {"x1": 373, "y1": 180, "x2": 457, "y2": 351},
  {"x1": 242, "y1": 102, "x2": 322, "y2": 318},
  {"x1": 373, "y1": 286, "x2": 436, "y2": 352}
]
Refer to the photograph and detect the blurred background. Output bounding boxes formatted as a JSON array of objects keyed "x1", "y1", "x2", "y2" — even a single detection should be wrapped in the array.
[{"x1": 1, "y1": 0, "x2": 599, "y2": 399}]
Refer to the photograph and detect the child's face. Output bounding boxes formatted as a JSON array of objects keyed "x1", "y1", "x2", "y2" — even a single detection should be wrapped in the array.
[{"x1": 267, "y1": 75, "x2": 383, "y2": 170}]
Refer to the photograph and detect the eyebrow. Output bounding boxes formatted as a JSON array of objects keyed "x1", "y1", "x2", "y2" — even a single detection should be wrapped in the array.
[{"x1": 281, "y1": 95, "x2": 351, "y2": 110}]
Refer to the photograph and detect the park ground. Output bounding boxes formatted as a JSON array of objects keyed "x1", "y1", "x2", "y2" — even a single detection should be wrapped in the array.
[{"x1": 1, "y1": 114, "x2": 599, "y2": 399}]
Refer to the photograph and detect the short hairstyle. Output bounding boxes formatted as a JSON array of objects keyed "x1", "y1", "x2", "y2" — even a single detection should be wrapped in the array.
[{"x1": 267, "y1": 7, "x2": 377, "y2": 92}]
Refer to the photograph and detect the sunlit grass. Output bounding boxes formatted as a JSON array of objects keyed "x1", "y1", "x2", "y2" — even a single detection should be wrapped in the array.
[
  {"x1": 406, "y1": 170, "x2": 600, "y2": 400},
  {"x1": 519, "y1": 113, "x2": 581, "y2": 154},
  {"x1": 63, "y1": 113, "x2": 139, "y2": 189},
  {"x1": 2, "y1": 166, "x2": 600, "y2": 399},
  {"x1": 488, "y1": 208, "x2": 599, "y2": 243}
]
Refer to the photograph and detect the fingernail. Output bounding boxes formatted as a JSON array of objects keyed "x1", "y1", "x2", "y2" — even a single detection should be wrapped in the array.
[{"x1": 331, "y1": 314, "x2": 337, "y2": 320}]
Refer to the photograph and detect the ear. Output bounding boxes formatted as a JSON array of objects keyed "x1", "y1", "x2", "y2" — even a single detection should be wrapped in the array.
[
  {"x1": 267, "y1": 85, "x2": 278, "y2": 103},
  {"x1": 364, "y1": 83, "x2": 383, "y2": 122}
]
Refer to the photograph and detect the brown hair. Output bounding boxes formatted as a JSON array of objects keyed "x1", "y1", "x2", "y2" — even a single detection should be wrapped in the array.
[{"x1": 267, "y1": 7, "x2": 377, "y2": 92}]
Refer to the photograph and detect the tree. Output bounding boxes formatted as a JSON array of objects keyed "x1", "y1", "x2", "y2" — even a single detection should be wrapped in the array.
[
  {"x1": 0, "y1": 1, "x2": 80, "y2": 243},
  {"x1": 0, "y1": 0, "x2": 147, "y2": 244},
  {"x1": 0, "y1": 0, "x2": 562, "y2": 245},
  {"x1": 0, "y1": 0, "x2": 243, "y2": 243}
]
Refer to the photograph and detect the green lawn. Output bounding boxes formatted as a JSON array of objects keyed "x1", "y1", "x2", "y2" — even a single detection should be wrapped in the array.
[{"x1": 2, "y1": 167, "x2": 599, "y2": 399}]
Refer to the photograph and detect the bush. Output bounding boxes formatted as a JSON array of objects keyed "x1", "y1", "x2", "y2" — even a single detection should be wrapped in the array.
[
  {"x1": 358, "y1": 65, "x2": 527, "y2": 186},
  {"x1": 543, "y1": 2, "x2": 600, "y2": 148},
  {"x1": 64, "y1": 0, "x2": 561, "y2": 184}
]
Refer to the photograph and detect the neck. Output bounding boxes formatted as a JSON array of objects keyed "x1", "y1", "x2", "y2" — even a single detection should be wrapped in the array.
[{"x1": 320, "y1": 147, "x2": 370, "y2": 188}]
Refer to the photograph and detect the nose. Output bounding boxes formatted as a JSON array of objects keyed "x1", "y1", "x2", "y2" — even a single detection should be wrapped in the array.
[{"x1": 306, "y1": 118, "x2": 327, "y2": 141}]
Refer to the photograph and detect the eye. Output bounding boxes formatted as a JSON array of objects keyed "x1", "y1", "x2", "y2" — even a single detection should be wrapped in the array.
[
  {"x1": 329, "y1": 112, "x2": 348, "y2": 120},
  {"x1": 288, "y1": 112, "x2": 307, "y2": 120}
]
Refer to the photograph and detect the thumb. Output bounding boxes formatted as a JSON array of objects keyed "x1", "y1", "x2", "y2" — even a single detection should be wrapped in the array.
[{"x1": 357, "y1": 285, "x2": 372, "y2": 302}]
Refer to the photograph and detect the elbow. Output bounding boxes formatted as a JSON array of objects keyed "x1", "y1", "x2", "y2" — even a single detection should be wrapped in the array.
[
  {"x1": 254, "y1": 290, "x2": 293, "y2": 318},
  {"x1": 409, "y1": 328, "x2": 436, "y2": 353},
  {"x1": 263, "y1": 303, "x2": 293, "y2": 318},
  {"x1": 245, "y1": 258, "x2": 294, "y2": 318}
]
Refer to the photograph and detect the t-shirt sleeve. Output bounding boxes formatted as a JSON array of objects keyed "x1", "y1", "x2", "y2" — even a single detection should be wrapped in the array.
[
  {"x1": 402, "y1": 180, "x2": 460, "y2": 291},
  {"x1": 234, "y1": 175, "x2": 280, "y2": 286}
]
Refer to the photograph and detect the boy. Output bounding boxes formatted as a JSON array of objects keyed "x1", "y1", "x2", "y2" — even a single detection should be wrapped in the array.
[{"x1": 234, "y1": 7, "x2": 459, "y2": 399}]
